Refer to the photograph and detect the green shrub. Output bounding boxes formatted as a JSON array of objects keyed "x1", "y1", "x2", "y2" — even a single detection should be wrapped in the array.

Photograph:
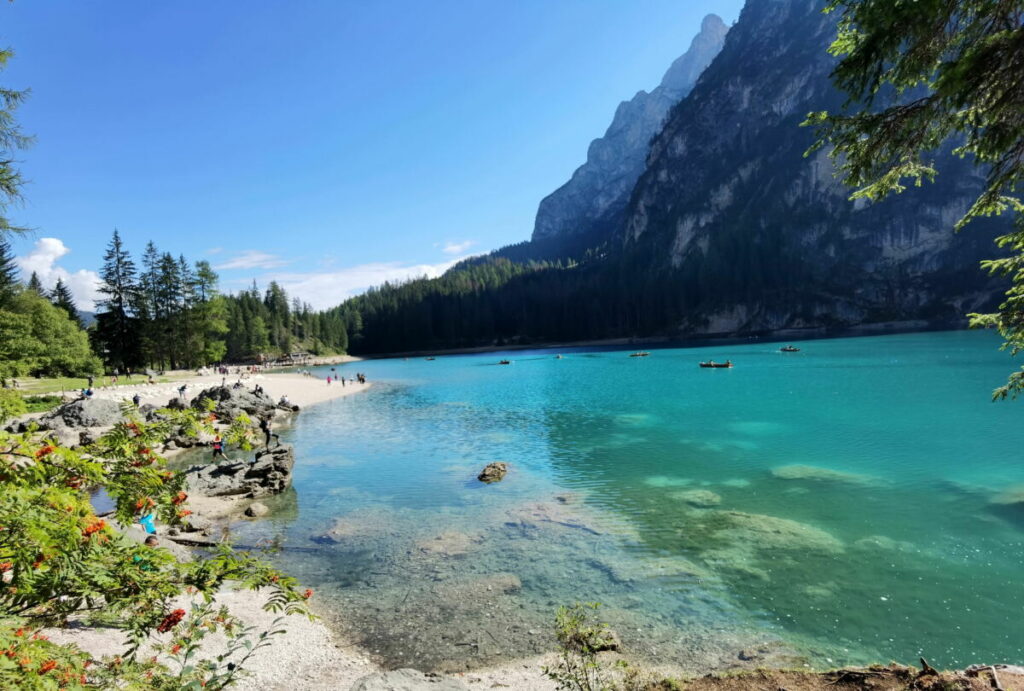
[{"x1": 0, "y1": 388, "x2": 27, "y2": 423}]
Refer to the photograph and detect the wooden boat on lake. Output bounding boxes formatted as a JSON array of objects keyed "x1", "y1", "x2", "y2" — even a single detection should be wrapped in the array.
[
  {"x1": 699, "y1": 360, "x2": 733, "y2": 368},
  {"x1": 425, "y1": 357, "x2": 436, "y2": 361},
  {"x1": 629, "y1": 351, "x2": 651, "y2": 358},
  {"x1": 498, "y1": 360, "x2": 511, "y2": 365},
  {"x1": 780, "y1": 345, "x2": 800, "y2": 352}
]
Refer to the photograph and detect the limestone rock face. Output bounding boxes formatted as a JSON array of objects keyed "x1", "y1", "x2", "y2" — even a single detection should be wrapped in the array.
[
  {"x1": 531, "y1": 14, "x2": 728, "y2": 249},
  {"x1": 621, "y1": 0, "x2": 1008, "y2": 333},
  {"x1": 185, "y1": 444, "x2": 295, "y2": 498}
]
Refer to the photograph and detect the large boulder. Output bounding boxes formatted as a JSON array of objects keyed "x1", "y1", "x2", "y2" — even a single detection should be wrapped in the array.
[
  {"x1": 350, "y1": 669, "x2": 467, "y2": 691},
  {"x1": 27, "y1": 398, "x2": 126, "y2": 448},
  {"x1": 189, "y1": 385, "x2": 279, "y2": 422},
  {"x1": 477, "y1": 462, "x2": 508, "y2": 484},
  {"x1": 39, "y1": 398, "x2": 124, "y2": 429},
  {"x1": 185, "y1": 444, "x2": 295, "y2": 498}
]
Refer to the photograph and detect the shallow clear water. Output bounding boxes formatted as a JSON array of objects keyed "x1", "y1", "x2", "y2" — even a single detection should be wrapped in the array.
[{"x1": 229, "y1": 331, "x2": 1024, "y2": 672}]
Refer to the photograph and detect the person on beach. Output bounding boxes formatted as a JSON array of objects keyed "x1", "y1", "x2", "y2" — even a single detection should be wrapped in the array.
[
  {"x1": 132, "y1": 393, "x2": 141, "y2": 407},
  {"x1": 133, "y1": 536, "x2": 159, "y2": 571},
  {"x1": 259, "y1": 416, "x2": 280, "y2": 448},
  {"x1": 341, "y1": 375, "x2": 345, "y2": 387},
  {"x1": 138, "y1": 511, "x2": 157, "y2": 536},
  {"x1": 87, "y1": 375, "x2": 94, "y2": 389},
  {"x1": 178, "y1": 384, "x2": 187, "y2": 400},
  {"x1": 326, "y1": 376, "x2": 331, "y2": 385},
  {"x1": 211, "y1": 435, "x2": 227, "y2": 462}
]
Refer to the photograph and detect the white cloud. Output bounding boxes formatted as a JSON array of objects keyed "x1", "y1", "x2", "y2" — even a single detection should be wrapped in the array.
[
  {"x1": 15, "y1": 237, "x2": 102, "y2": 311},
  {"x1": 267, "y1": 258, "x2": 466, "y2": 310},
  {"x1": 440, "y1": 240, "x2": 475, "y2": 255},
  {"x1": 214, "y1": 250, "x2": 289, "y2": 270}
]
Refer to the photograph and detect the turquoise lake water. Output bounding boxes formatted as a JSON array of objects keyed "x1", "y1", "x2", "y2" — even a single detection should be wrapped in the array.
[{"x1": 228, "y1": 331, "x2": 1024, "y2": 673}]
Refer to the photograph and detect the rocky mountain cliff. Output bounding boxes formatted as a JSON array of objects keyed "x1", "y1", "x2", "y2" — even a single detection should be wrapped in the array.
[
  {"x1": 530, "y1": 14, "x2": 728, "y2": 250},
  {"x1": 334, "y1": 0, "x2": 1011, "y2": 354},
  {"x1": 621, "y1": 0, "x2": 1007, "y2": 334}
]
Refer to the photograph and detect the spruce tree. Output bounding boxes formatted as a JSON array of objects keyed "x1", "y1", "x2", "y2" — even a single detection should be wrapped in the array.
[
  {"x1": 50, "y1": 277, "x2": 82, "y2": 327},
  {"x1": 0, "y1": 236, "x2": 18, "y2": 308},
  {"x1": 95, "y1": 229, "x2": 142, "y2": 372},
  {"x1": 27, "y1": 270, "x2": 44, "y2": 295},
  {"x1": 0, "y1": 49, "x2": 32, "y2": 236}
]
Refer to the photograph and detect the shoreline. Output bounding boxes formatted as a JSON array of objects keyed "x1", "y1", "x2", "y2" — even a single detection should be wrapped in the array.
[
  {"x1": 350, "y1": 319, "x2": 973, "y2": 360},
  {"x1": 86, "y1": 370, "x2": 371, "y2": 411}
]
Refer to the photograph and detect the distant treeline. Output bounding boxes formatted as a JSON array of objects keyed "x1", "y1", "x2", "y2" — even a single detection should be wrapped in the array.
[
  {"x1": 1, "y1": 231, "x2": 350, "y2": 378},
  {"x1": 332, "y1": 251, "x2": 698, "y2": 354},
  {"x1": 90, "y1": 231, "x2": 350, "y2": 372}
]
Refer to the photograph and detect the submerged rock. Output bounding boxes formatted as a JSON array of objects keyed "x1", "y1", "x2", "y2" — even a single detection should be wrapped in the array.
[
  {"x1": 991, "y1": 485, "x2": 1024, "y2": 506},
  {"x1": 853, "y1": 535, "x2": 917, "y2": 553},
  {"x1": 477, "y1": 462, "x2": 508, "y2": 484},
  {"x1": 245, "y1": 501, "x2": 270, "y2": 518},
  {"x1": 671, "y1": 489, "x2": 722, "y2": 507},
  {"x1": 771, "y1": 464, "x2": 878, "y2": 486},
  {"x1": 505, "y1": 501, "x2": 601, "y2": 535},
  {"x1": 350, "y1": 668, "x2": 467, "y2": 691},
  {"x1": 185, "y1": 444, "x2": 295, "y2": 498},
  {"x1": 707, "y1": 511, "x2": 845, "y2": 554},
  {"x1": 415, "y1": 531, "x2": 481, "y2": 558},
  {"x1": 432, "y1": 573, "x2": 522, "y2": 602}
]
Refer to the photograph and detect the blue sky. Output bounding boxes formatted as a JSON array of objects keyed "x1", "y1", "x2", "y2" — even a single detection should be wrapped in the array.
[{"x1": 4, "y1": 0, "x2": 743, "y2": 309}]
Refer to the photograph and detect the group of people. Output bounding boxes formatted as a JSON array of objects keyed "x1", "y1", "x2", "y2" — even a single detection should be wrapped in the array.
[{"x1": 325, "y1": 367, "x2": 366, "y2": 386}]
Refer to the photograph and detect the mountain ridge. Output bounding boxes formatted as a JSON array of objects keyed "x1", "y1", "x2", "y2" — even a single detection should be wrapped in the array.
[{"x1": 530, "y1": 14, "x2": 729, "y2": 250}]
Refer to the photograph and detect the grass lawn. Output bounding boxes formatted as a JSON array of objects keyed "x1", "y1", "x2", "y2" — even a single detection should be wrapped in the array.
[{"x1": 12, "y1": 374, "x2": 183, "y2": 396}]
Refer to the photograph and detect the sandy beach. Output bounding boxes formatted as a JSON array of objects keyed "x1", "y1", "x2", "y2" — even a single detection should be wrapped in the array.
[{"x1": 87, "y1": 370, "x2": 371, "y2": 411}]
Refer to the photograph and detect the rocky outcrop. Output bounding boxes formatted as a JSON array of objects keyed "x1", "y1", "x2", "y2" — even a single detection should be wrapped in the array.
[
  {"x1": 189, "y1": 386, "x2": 282, "y2": 422},
  {"x1": 622, "y1": 0, "x2": 1008, "y2": 333},
  {"x1": 12, "y1": 398, "x2": 128, "y2": 447},
  {"x1": 40, "y1": 398, "x2": 124, "y2": 429},
  {"x1": 531, "y1": 14, "x2": 728, "y2": 251},
  {"x1": 185, "y1": 444, "x2": 295, "y2": 498},
  {"x1": 477, "y1": 462, "x2": 508, "y2": 484}
]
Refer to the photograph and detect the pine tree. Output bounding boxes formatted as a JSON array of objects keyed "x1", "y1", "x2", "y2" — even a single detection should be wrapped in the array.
[
  {"x1": 27, "y1": 270, "x2": 44, "y2": 295},
  {"x1": 95, "y1": 229, "x2": 142, "y2": 372},
  {"x1": 0, "y1": 236, "x2": 18, "y2": 308},
  {"x1": 138, "y1": 241, "x2": 163, "y2": 368},
  {"x1": 50, "y1": 277, "x2": 82, "y2": 327},
  {"x1": 0, "y1": 49, "x2": 32, "y2": 236}
]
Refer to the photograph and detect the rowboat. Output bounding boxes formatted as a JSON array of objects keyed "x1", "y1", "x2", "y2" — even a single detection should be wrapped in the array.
[
  {"x1": 629, "y1": 352, "x2": 650, "y2": 358},
  {"x1": 780, "y1": 345, "x2": 800, "y2": 352},
  {"x1": 699, "y1": 361, "x2": 733, "y2": 368}
]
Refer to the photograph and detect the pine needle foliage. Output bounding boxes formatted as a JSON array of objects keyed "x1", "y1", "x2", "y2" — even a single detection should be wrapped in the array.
[{"x1": 806, "y1": 0, "x2": 1024, "y2": 399}]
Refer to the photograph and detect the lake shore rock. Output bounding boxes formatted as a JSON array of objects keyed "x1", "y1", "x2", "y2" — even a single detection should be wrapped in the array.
[
  {"x1": 185, "y1": 443, "x2": 295, "y2": 498},
  {"x1": 189, "y1": 385, "x2": 284, "y2": 422}
]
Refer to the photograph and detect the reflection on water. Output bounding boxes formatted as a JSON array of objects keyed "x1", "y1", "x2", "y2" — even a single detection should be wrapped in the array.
[{"x1": 228, "y1": 332, "x2": 1024, "y2": 672}]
